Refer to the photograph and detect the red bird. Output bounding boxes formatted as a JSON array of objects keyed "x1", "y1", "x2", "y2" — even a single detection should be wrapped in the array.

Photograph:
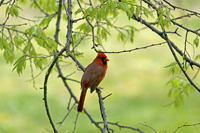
[{"x1": 77, "y1": 51, "x2": 109, "y2": 112}]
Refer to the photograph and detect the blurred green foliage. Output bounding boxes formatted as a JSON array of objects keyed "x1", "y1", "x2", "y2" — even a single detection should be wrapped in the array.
[{"x1": 0, "y1": 0, "x2": 200, "y2": 133}]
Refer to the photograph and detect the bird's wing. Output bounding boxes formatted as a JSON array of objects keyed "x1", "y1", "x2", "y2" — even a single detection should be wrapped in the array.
[{"x1": 81, "y1": 62, "x2": 105, "y2": 93}]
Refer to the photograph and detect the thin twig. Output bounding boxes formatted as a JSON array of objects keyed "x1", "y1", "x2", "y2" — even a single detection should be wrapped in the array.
[
  {"x1": 100, "y1": 42, "x2": 166, "y2": 54},
  {"x1": 139, "y1": 123, "x2": 156, "y2": 133},
  {"x1": 163, "y1": 0, "x2": 200, "y2": 16},
  {"x1": 173, "y1": 122, "x2": 200, "y2": 133},
  {"x1": 57, "y1": 102, "x2": 76, "y2": 126},
  {"x1": 98, "y1": 121, "x2": 145, "y2": 133},
  {"x1": 102, "y1": 93, "x2": 112, "y2": 100},
  {"x1": 33, "y1": 0, "x2": 50, "y2": 16},
  {"x1": 72, "y1": 113, "x2": 79, "y2": 133},
  {"x1": 43, "y1": 47, "x2": 66, "y2": 133}
]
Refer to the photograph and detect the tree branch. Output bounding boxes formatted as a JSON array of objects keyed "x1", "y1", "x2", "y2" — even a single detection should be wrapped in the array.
[
  {"x1": 96, "y1": 89, "x2": 109, "y2": 133},
  {"x1": 54, "y1": 0, "x2": 62, "y2": 44},
  {"x1": 43, "y1": 47, "x2": 66, "y2": 133},
  {"x1": 131, "y1": 13, "x2": 200, "y2": 68},
  {"x1": 63, "y1": 0, "x2": 73, "y2": 52},
  {"x1": 55, "y1": 57, "x2": 103, "y2": 132},
  {"x1": 163, "y1": 30, "x2": 200, "y2": 92},
  {"x1": 173, "y1": 122, "x2": 200, "y2": 133},
  {"x1": 163, "y1": 0, "x2": 200, "y2": 16},
  {"x1": 98, "y1": 121, "x2": 145, "y2": 133}
]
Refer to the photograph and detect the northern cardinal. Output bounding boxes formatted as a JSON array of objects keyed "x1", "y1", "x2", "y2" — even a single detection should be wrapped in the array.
[{"x1": 77, "y1": 51, "x2": 109, "y2": 112}]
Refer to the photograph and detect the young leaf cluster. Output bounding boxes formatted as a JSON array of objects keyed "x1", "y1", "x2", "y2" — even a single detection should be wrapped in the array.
[
  {"x1": 156, "y1": 6, "x2": 173, "y2": 29},
  {"x1": 167, "y1": 78, "x2": 195, "y2": 108}
]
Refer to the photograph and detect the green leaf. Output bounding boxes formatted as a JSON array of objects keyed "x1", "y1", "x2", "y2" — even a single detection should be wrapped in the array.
[
  {"x1": 29, "y1": 48, "x2": 37, "y2": 60},
  {"x1": 3, "y1": 49, "x2": 15, "y2": 64},
  {"x1": 76, "y1": 23, "x2": 91, "y2": 33},
  {"x1": 97, "y1": 26, "x2": 101, "y2": 35},
  {"x1": 129, "y1": 6, "x2": 134, "y2": 16},
  {"x1": 47, "y1": 39, "x2": 57, "y2": 52},
  {"x1": 118, "y1": 2, "x2": 129, "y2": 12},
  {"x1": 12, "y1": 56, "x2": 26, "y2": 75},
  {"x1": 101, "y1": 26, "x2": 111, "y2": 36},
  {"x1": 164, "y1": 62, "x2": 177, "y2": 68},
  {"x1": 135, "y1": 6, "x2": 140, "y2": 19},
  {"x1": 117, "y1": 33, "x2": 121, "y2": 41},
  {"x1": 107, "y1": 0, "x2": 115, "y2": 11},
  {"x1": 96, "y1": 7, "x2": 101, "y2": 21},
  {"x1": 23, "y1": 42, "x2": 31, "y2": 53},
  {"x1": 0, "y1": 38, "x2": 8, "y2": 50},
  {"x1": 83, "y1": 7, "x2": 92, "y2": 18},
  {"x1": 157, "y1": 6, "x2": 162, "y2": 14},
  {"x1": 39, "y1": 16, "x2": 52, "y2": 28},
  {"x1": 100, "y1": 5, "x2": 106, "y2": 19},
  {"x1": 25, "y1": 26, "x2": 35, "y2": 37},
  {"x1": 90, "y1": 7, "x2": 97, "y2": 20},
  {"x1": 10, "y1": 6, "x2": 15, "y2": 17},
  {"x1": 34, "y1": 58, "x2": 45, "y2": 70},
  {"x1": 104, "y1": 18, "x2": 112, "y2": 27},
  {"x1": 5, "y1": 6, "x2": 10, "y2": 16},
  {"x1": 101, "y1": 26, "x2": 111, "y2": 41},
  {"x1": 179, "y1": 93, "x2": 185, "y2": 104},
  {"x1": 195, "y1": 54, "x2": 200, "y2": 60},
  {"x1": 14, "y1": 5, "x2": 23, "y2": 11},
  {"x1": 14, "y1": 36, "x2": 23, "y2": 48},
  {"x1": 193, "y1": 36, "x2": 199, "y2": 48},
  {"x1": 143, "y1": 7, "x2": 149, "y2": 18},
  {"x1": 174, "y1": 98, "x2": 180, "y2": 108},
  {"x1": 164, "y1": 62, "x2": 181, "y2": 75},
  {"x1": 95, "y1": 37, "x2": 101, "y2": 44},
  {"x1": 168, "y1": 89, "x2": 173, "y2": 98},
  {"x1": 36, "y1": 25, "x2": 43, "y2": 37},
  {"x1": 74, "y1": 8, "x2": 83, "y2": 15},
  {"x1": 34, "y1": 37, "x2": 46, "y2": 49},
  {"x1": 13, "y1": 6, "x2": 19, "y2": 17}
]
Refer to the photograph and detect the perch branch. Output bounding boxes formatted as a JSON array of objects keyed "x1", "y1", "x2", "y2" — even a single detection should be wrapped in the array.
[
  {"x1": 55, "y1": 58, "x2": 103, "y2": 131},
  {"x1": 96, "y1": 89, "x2": 109, "y2": 133}
]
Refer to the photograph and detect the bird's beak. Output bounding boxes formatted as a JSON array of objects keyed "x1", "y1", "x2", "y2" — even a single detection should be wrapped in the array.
[{"x1": 105, "y1": 58, "x2": 109, "y2": 62}]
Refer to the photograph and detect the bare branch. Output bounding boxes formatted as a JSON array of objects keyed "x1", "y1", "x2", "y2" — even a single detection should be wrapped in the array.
[
  {"x1": 163, "y1": 0, "x2": 200, "y2": 16},
  {"x1": 163, "y1": 30, "x2": 200, "y2": 92},
  {"x1": 72, "y1": 113, "x2": 79, "y2": 133},
  {"x1": 98, "y1": 121, "x2": 145, "y2": 133},
  {"x1": 56, "y1": 54, "x2": 103, "y2": 131},
  {"x1": 142, "y1": 0, "x2": 200, "y2": 36},
  {"x1": 132, "y1": 12, "x2": 200, "y2": 69},
  {"x1": 54, "y1": 0, "x2": 62, "y2": 44},
  {"x1": 57, "y1": 102, "x2": 76, "y2": 126},
  {"x1": 173, "y1": 122, "x2": 200, "y2": 133},
  {"x1": 63, "y1": 0, "x2": 73, "y2": 52},
  {"x1": 76, "y1": 0, "x2": 98, "y2": 52},
  {"x1": 139, "y1": 123, "x2": 157, "y2": 133},
  {"x1": 101, "y1": 42, "x2": 166, "y2": 54},
  {"x1": 43, "y1": 47, "x2": 66, "y2": 133},
  {"x1": 33, "y1": 0, "x2": 50, "y2": 16}
]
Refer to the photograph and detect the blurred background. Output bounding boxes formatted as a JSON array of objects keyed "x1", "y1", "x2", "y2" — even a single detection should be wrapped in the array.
[{"x1": 0, "y1": 0, "x2": 200, "y2": 133}]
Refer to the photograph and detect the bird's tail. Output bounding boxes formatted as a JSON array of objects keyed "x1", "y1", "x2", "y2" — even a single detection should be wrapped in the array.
[{"x1": 77, "y1": 87, "x2": 87, "y2": 112}]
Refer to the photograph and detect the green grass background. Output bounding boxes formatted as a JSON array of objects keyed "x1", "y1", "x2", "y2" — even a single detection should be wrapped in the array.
[{"x1": 1, "y1": 0, "x2": 200, "y2": 133}]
